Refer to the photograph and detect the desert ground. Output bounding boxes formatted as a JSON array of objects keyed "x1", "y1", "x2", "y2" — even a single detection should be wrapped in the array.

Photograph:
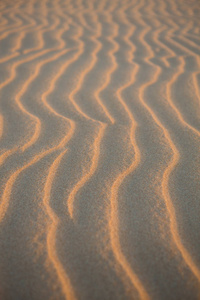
[{"x1": 0, "y1": 0, "x2": 200, "y2": 299}]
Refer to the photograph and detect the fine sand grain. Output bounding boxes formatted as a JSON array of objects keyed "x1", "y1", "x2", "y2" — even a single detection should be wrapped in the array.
[{"x1": 0, "y1": 0, "x2": 200, "y2": 299}]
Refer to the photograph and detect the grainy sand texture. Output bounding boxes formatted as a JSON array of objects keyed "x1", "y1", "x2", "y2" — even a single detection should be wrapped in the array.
[{"x1": 0, "y1": 0, "x2": 200, "y2": 299}]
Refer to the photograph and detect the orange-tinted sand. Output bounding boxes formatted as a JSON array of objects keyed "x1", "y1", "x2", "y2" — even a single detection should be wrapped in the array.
[{"x1": 0, "y1": 0, "x2": 200, "y2": 299}]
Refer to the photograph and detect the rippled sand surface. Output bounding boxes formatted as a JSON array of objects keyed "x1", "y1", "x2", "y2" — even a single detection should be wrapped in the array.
[{"x1": 0, "y1": 0, "x2": 200, "y2": 299}]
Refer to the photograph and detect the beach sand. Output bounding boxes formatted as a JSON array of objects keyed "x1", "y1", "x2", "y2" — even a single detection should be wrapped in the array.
[{"x1": 0, "y1": 0, "x2": 200, "y2": 299}]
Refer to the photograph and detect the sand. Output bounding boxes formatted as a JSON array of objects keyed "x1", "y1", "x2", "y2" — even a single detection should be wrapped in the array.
[{"x1": 0, "y1": 0, "x2": 200, "y2": 299}]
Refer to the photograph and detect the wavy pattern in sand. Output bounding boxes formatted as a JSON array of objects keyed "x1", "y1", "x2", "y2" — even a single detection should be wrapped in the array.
[
  {"x1": 0, "y1": 0, "x2": 200, "y2": 299},
  {"x1": 127, "y1": 3, "x2": 200, "y2": 287}
]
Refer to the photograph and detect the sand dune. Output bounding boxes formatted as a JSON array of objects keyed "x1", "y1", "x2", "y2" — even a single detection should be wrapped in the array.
[{"x1": 0, "y1": 0, "x2": 200, "y2": 299}]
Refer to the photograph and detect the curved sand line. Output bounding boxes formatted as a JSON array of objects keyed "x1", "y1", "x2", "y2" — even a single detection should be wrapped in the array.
[
  {"x1": 91, "y1": 11, "x2": 117, "y2": 124},
  {"x1": 0, "y1": 114, "x2": 3, "y2": 139},
  {"x1": 43, "y1": 149, "x2": 77, "y2": 300},
  {"x1": 67, "y1": 123, "x2": 106, "y2": 219},
  {"x1": 165, "y1": 56, "x2": 200, "y2": 136}
]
